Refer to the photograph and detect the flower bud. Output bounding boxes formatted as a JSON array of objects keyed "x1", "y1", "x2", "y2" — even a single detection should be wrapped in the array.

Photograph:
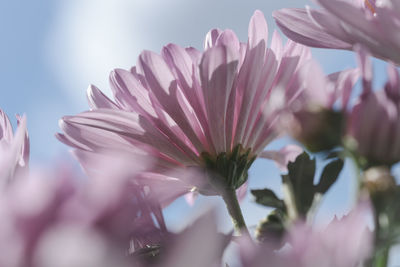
[
  {"x1": 362, "y1": 166, "x2": 396, "y2": 195},
  {"x1": 289, "y1": 107, "x2": 344, "y2": 153}
]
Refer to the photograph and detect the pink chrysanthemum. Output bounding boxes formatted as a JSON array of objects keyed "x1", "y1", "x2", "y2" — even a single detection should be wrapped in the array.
[
  {"x1": 346, "y1": 46, "x2": 400, "y2": 166},
  {"x1": 58, "y1": 11, "x2": 308, "y2": 197},
  {"x1": 273, "y1": 0, "x2": 400, "y2": 65}
]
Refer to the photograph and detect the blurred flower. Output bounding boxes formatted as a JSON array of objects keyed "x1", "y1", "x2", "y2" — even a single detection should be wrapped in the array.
[
  {"x1": 58, "y1": 10, "x2": 311, "y2": 198},
  {"x1": 0, "y1": 156, "x2": 230, "y2": 267},
  {"x1": 0, "y1": 109, "x2": 29, "y2": 187},
  {"x1": 346, "y1": 46, "x2": 400, "y2": 166},
  {"x1": 239, "y1": 203, "x2": 373, "y2": 267},
  {"x1": 0, "y1": 153, "x2": 192, "y2": 267},
  {"x1": 273, "y1": 0, "x2": 400, "y2": 65},
  {"x1": 282, "y1": 59, "x2": 359, "y2": 152}
]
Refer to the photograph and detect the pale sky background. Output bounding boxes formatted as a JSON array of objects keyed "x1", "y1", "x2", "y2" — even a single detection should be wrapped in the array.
[{"x1": 1, "y1": 0, "x2": 398, "y2": 265}]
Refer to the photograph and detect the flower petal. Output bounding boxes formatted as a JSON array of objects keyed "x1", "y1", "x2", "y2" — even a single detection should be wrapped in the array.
[
  {"x1": 200, "y1": 45, "x2": 239, "y2": 153},
  {"x1": 87, "y1": 85, "x2": 118, "y2": 110},
  {"x1": 259, "y1": 144, "x2": 303, "y2": 172},
  {"x1": 273, "y1": 8, "x2": 351, "y2": 49}
]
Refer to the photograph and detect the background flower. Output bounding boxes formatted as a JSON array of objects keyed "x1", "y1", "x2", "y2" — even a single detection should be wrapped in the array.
[
  {"x1": 274, "y1": 0, "x2": 400, "y2": 65},
  {"x1": 346, "y1": 46, "x2": 400, "y2": 166}
]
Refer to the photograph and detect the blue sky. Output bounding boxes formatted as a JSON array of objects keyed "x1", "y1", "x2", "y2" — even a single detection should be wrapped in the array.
[{"x1": 1, "y1": 0, "x2": 398, "y2": 265}]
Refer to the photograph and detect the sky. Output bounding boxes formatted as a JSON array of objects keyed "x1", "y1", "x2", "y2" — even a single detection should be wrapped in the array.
[{"x1": 1, "y1": 0, "x2": 398, "y2": 265}]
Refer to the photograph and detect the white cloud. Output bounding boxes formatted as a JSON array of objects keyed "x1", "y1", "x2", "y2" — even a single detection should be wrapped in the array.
[{"x1": 45, "y1": 0, "x2": 306, "y2": 102}]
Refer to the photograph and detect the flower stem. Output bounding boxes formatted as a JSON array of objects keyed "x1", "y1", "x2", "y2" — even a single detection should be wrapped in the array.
[
  {"x1": 373, "y1": 246, "x2": 390, "y2": 267},
  {"x1": 221, "y1": 188, "x2": 249, "y2": 235}
]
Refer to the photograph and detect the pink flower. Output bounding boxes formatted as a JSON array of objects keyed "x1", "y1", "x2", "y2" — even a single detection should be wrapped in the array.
[
  {"x1": 282, "y1": 59, "x2": 359, "y2": 151},
  {"x1": 346, "y1": 46, "x2": 400, "y2": 166},
  {"x1": 239, "y1": 203, "x2": 373, "y2": 267},
  {"x1": 0, "y1": 109, "x2": 29, "y2": 187},
  {"x1": 273, "y1": 0, "x2": 400, "y2": 65},
  {"x1": 58, "y1": 10, "x2": 311, "y2": 197},
  {"x1": 0, "y1": 155, "x2": 175, "y2": 267},
  {"x1": 0, "y1": 155, "x2": 231, "y2": 267}
]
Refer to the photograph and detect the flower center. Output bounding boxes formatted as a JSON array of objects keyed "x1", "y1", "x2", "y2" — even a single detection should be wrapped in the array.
[{"x1": 200, "y1": 144, "x2": 256, "y2": 191}]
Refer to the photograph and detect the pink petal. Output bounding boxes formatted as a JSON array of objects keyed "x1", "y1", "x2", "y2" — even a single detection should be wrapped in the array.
[
  {"x1": 385, "y1": 63, "x2": 400, "y2": 101},
  {"x1": 242, "y1": 49, "x2": 279, "y2": 148},
  {"x1": 87, "y1": 85, "x2": 118, "y2": 110},
  {"x1": 61, "y1": 109, "x2": 197, "y2": 164},
  {"x1": 138, "y1": 50, "x2": 205, "y2": 154},
  {"x1": 259, "y1": 144, "x2": 303, "y2": 172},
  {"x1": 200, "y1": 45, "x2": 239, "y2": 153},
  {"x1": 236, "y1": 181, "x2": 248, "y2": 202},
  {"x1": 204, "y1": 28, "x2": 222, "y2": 50},
  {"x1": 234, "y1": 36, "x2": 268, "y2": 147},
  {"x1": 355, "y1": 45, "x2": 373, "y2": 94},
  {"x1": 110, "y1": 69, "x2": 156, "y2": 116},
  {"x1": 248, "y1": 10, "x2": 268, "y2": 50},
  {"x1": 270, "y1": 30, "x2": 283, "y2": 61},
  {"x1": 0, "y1": 110, "x2": 13, "y2": 142},
  {"x1": 273, "y1": 8, "x2": 351, "y2": 49},
  {"x1": 184, "y1": 191, "x2": 198, "y2": 206},
  {"x1": 334, "y1": 68, "x2": 360, "y2": 109},
  {"x1": 216, "y1": 30, "x2": 240, "y2": 52}
]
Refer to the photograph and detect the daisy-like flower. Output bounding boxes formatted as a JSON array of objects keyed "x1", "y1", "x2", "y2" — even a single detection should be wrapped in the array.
[
  {"x1": 58, "y1": 11, "x2": 310, "y2": 231},
  {"x1": 273, "y1": 0, "x2": 400, "y2": 65},
  {"x1": 346, "y1": 46, "x2": 400, "y2": 166},
  {"x1": 0, "y1": 109, "x2": 29, "y2": 187}
]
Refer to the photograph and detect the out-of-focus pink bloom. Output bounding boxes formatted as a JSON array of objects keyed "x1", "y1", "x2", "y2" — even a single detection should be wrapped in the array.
[
  {"x1": 0, "y1": 157, "x2": 230, "y2": 267},
  {"x1": 0, "y1": 153, "x2": 172, "y2": 267},
  {"x1": 274, "y1": 0, "x2": 400, "y2": 65},
  {"x1": 281, "y1": 59, "x2": 359, "y2": 151},
  {"x1": 346, "y1": 46, "x2": 400, "y2": 165},
  {"x1": 296, "y1": 61, "x2": 360, "y2": 111},
  {"x1": 162, "y1": 209, "x2": 231, "y2": 267},
  {"x1": 58, "y1": 10, "x2": 311, "y2": 198},
  {"x1": 0, "y1": 110, "x2": 29, "y2": 187},
  {"x1": 239, "y1": 203, "x2": 373, "y2": 267}
]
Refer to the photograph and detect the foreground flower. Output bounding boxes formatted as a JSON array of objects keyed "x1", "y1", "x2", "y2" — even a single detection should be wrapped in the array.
[
  {"x1": 240, "y1": 203, "x2": 372, "y2": 267},
  {"x1": 58, "y1": 10, "x2": 311, "y2": 231},
  {"x1": 0, "y1": 154, "x2": 206, "y2": 267},
  {"x1": 0, "y1": 161, "x2": 230, "y2": 267},
  {"x1": 0, "y1": 109, "x2": 29, "y2": 187},
  {"x1": 274, "y1": 0, "x2": 400, "y2": 65},
  {"x1": 346, "y1": 46, "x2": 400, "y2": 166}
]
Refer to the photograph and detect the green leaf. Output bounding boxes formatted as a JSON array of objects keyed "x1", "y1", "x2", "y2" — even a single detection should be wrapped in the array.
[
  {"x1": 284, "y1": 152, "x2": 316, "y2": 216},
  {"x1": 251, "y1": 189, "x2": 285, "y2": 210},
  {"x1": 316, "y1": 158, "x2": 344, "y2": 194}
]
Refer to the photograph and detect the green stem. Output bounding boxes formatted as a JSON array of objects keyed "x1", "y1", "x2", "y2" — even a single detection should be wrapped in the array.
[
  {"x1": 372, "y1": 246, "x2": 390, "y2": 267},
  {"x1": 221, "y1": 188, "x2": 249, "y2": 235}
]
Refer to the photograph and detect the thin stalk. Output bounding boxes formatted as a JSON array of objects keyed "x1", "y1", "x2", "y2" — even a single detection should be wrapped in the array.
[
  {"x1": 371, "y1": 246, "x2": 390, "y2": 267},
  {"x1": 221, "y1": 188, "x2": 249, "y2": 235}
]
